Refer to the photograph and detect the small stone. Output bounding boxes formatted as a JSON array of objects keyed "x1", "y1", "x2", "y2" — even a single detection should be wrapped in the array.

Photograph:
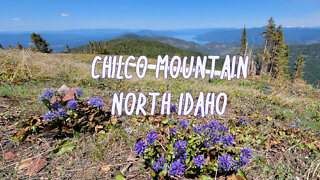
[
  {"x1": 25, "y1": 156, "x2": 48, "y2": 176},
  {"x1": 101, "y1": 165, "x2": 111, "y2": 173},
  {"x1": 4, "y1": 152, "x2": 15, "y2": 160}
]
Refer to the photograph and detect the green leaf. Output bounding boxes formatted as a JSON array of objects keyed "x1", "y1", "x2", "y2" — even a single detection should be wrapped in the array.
[
  {"x1": 53, "y1": 140, "x2": 76, "y2": 156},
  {"x1": 116, "y1": 172, "x2": 125, "y2": 180},
  {"x1": 200, "y1": 175, "x2": 213, "y2": 180},
  {"x1": 237, "y1": 169, "x2": 247, "y2": 178},
  {"x1": 161, "y1": 118, "x2": 169, "y2": 124}
]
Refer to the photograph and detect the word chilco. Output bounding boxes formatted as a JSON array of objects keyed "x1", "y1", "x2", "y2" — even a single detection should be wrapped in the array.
[
  {"x1": 91, "y1": 55, "x2": 249, "y2": 80},
  {"x1": 111, "y1": 92, "x2": 228, "y2": 117}
]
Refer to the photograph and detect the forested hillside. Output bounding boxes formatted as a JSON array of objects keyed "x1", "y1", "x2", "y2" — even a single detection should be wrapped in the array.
[{"x1": 70, "y1": 38, "x2": 203, "y2": 58}]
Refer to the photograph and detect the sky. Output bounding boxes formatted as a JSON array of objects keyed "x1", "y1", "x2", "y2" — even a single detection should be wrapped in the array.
[{"x1": 1, "y1": 0, "x2": 320, "y2": 32}]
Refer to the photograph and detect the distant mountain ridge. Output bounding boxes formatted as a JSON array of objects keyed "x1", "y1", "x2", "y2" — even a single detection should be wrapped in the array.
[{"x1": 1, "y1": 27, "x2": 320, "y2": 52}]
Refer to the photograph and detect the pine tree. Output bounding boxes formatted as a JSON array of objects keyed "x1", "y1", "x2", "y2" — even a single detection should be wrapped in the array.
[
  {"x1": 31, "y1": 33, "x2": 52, "y2": 53},
  {"x1": 66, "y1": 44, "x2": 71, "y2": 53},
  {"x1": 17, "y1": 42, "x2": 23, "y2": 50},
  {"x1": 238, "y1": 26, "x2": 247, "y2": 57},
  {"x1": 260, "y1": 17, "x2": 289, "y2": 79},
  {"x1": 0, "y1": 43, "x2": 3, "y2": 49},
  {"x1": 8, "y1": 44, "x2": 12, "y2": 49},
  {"x1": 292, "y1": 52, "x2": 305, "y2": 82}
]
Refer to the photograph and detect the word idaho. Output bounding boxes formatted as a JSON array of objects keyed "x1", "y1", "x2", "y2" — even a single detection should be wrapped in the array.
[{"x1": 111, "y1": 92, "x2": 227, "y2": 117}]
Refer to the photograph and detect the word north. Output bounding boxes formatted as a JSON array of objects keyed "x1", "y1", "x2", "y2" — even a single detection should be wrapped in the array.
[
  {"x1": 111, "y1": 92, "x2": 228, "y2": 117},
  {"x1": 91, "y1": 55, "x2": 249, "y2": 80}
]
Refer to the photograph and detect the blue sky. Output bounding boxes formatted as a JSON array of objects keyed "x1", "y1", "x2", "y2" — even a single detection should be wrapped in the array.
[{"x1": 1, "y1": 0, "x2": 320, "y2": 32}]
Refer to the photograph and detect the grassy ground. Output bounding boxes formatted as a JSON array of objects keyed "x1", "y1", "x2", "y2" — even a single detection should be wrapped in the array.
[{"x1": 0, "y1": 49, "x2": 319, "y2": 179}]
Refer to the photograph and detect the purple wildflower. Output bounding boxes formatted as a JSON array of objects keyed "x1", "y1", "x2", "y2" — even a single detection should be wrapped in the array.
[
  {"x1": 176, "y1": 150, "x2": 188, "y2": 162},
  {"x1": 221, "y1": 135, "x2": 235, "y2": 147},
  {"x1": 67, "y1": 99, "x2": 78, "y2": 109},
  {"x1": 174, "y1": 140, "x2": 187, "y2": 152},
  {"x1": 146, "y1": 131, "x2": 158, "y2": 145},
  {"x1": 88, "y1": 97, "x2": 104, "y2": 108},
  {"x1": 241, "y1": 148, "x2": 252, "y2": 158},
  {"x1": 152, "y1": 156, "x2": 166, "y2": 171},
  {"x1": 236, "y1": 155, "x2": 249, "y2": 168},
  {"x1": 179, "y1": 120, "x2": 190, "y2": 128},
  {"x1": 218, "y1": 155, "x2": 233, "y2": 171},
  {"x1": 57, "y1": 108, "x2": 67, "y2": 118},
  {"x1": 170, "y1": 104, "x2": 177, "y2": 113},
  {"x1": 169, "y1": 127, "x2": 176, "y2": 136},
  {"x1": 168, "y1": 160, "x2": 185, "y2": 176},
  {"x1": 134, "y1": 140, "x2": 146, "y2": 155},
  {"x1": 218, "y1": 125, "x2": 228, "y2": 134},
  {"x1": 193, "y1": 126, "x2": 201, "y2": 134},
  {"x1": 291, "y1": 124, "x2": 296, "y2": 129},
  {"x1": 239, "y1": 116, "x2": 245, "y2": 122},
  {"x1": 209, "y1": 120, "x2": 219, "y2": 129},
  {"x1": 194, "y1": 155, "x2": 206, "y2": 167},
  {"x1": 43, "y1": 89, "x2": 54, "y2": 100},
  {"x1": 44, "y1": 111, "x2": 56, "y2": 120},
  {"x1": 296, "y1": 119, "x2": 301, "y2": 125},
  {"x1": 75, "y1": 89, "x2": 83, "y2": 96},
  {"x1": 242, "y1": 121, "x2": 249, "y2": 126},
  {"x1": 52, "y1": 102, "x2": 62, "y2": 110}
]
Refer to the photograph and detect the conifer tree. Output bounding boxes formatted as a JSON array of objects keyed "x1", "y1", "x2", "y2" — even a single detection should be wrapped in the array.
[
  {"x1": 31, "y1": 33, "x2": 52, "y2": 53},
  {"x1": 0, "y1": 43, "x2": 3, "y2": 49},
  {"x1": 66, "y1": 44, "x2": 71, "y2": 53},
  {"x1": 260, "y1": 17, "x2": 289, "y2": 79},
  {"x1": 17, "y1": 42, "x2": 23, "y2": 50},
  {"x1": 8, "y1": 44, "x2": 12, "y2": 49},
  {"x1": 238, "y1": 26, "x2": 247, "y2": 57},
  {"x1": 292, "y1": 52, "x2": 306, "y2": 81}
]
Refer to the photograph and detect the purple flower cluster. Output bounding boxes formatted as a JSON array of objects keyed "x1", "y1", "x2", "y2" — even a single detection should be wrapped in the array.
[
  {"x1": 88, "y1": 97, "x2": 104, "y2": 108},
  {"x1": 241, "y1": 148, "x2": 252, "y2": 158},
  {"x1": 146, "y1": 131, "x2": 158, "y2": 145},
  {"x1": 169, "y1": 127, "x2": 176, "y2": 136},
  {"x1": 75, "y1": 89, "x2": 83, "y2": 96},
  {"x1": 134, "y1": 140, "x2": 146, "y2": 155},
  {"x1": 174, "y1": 140, "x2": 187, "y2": 151},
  {"x1": 194, "y1": 155, "x2": 206, "y2": 167},
  {"x1": 152, "y1": 156, "x2": 166, "y2": 172},
  {"x1": 67, "y1": 99, "x2": 78, "y2": 109},
  {"x1": 52, "y1": 102, "x2": 62, "y2": 110},
  {"x1": 168, "y1": 160, "x2": 185, "y2": 176},
  {"x1": 44, "y1": 111, "x2": 56, "y2": 120},
  {"x1": 239, "y1": 116, "x2": 250, "y2": 127},
  {"x1": 179, "y1": 120, "x2": 190, "y2": 128},
  {"x1": 170, "y1": 104, "x2": 177, "y2": 113},
  {"x1": 221, "y1": 135, "x2": 235, "y2": 147},
  {"x1": 218, "y1": 154, "x2": 233, "y2": 171},
  {"x1": 37, "y1": 89, "x2": 54, "y2": 104},
  {"x1": 57, "y1": 108, "x2": 67, "y2": 118},
  {"x1": 218, "y1": 125, "x2": 228, "y2": 134}
]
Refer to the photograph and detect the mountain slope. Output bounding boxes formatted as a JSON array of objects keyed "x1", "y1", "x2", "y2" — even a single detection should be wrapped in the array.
[{"x1": 70, "y1": 38, "x2": 203, "y2": 58}]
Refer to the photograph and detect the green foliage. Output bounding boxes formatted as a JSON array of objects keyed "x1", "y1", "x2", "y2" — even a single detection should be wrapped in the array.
[
  {"x1": 0, "y1": 43, "x2": 3, "y2": 49},
  {"x1": 71, "y1": 39, "x2": 203, "y2": 58},
  {"x1": 14, "y1": 89, "x2": 113, "y2": 142},
  {"x1": 238, "y1": 26, "x2": 247, "y2": 57},
  {"x1": 16, "y1": 42, "x2": 23, "y2": 50},
  {"x1": 291, "y1": 52, "x2": 306, "y2": 82},
  {"x1": 260, "y1": 17, "x2": 289, "y2": 79},
  {"x1": 31, "y1": 33, "x2": 52, "y2": 53},
  {"x1": 65, "y1": 44, "x2": 71, "y2": 53},
  {"x1": 134, "y1": 118, "x2": 252, "y2": 178}
]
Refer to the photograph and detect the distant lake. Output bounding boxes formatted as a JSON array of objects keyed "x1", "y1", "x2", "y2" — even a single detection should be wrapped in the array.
[{"x1": 172, "y1": 35, "x2": 209, "y2": 45}]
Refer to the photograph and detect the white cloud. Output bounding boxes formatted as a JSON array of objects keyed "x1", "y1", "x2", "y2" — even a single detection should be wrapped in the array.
[
  {"x1": 12, "y1": 18, "x2": 20, "y2": 21},
  {"x1": 60, "y1": 13, "x2": 70, "y2": 17}
]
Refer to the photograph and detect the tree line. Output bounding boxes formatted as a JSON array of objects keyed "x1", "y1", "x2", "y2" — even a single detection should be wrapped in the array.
[{"x1": 238, "y1": 17, "x2": 306, "y2": 83}]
